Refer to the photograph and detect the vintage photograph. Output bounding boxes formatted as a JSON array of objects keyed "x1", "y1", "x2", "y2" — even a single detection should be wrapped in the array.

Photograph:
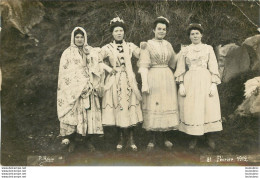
[{"x1": 0, "y1": 0, "x2": 259, "y2": 166}]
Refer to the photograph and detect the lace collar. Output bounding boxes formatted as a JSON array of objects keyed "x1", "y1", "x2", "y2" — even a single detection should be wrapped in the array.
[{"x1": 189, "y1": 43, "x2": 204, "y2": 52}]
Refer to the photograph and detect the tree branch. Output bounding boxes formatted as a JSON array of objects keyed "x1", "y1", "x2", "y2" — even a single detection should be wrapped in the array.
[{"x1": 231, "y1": 0, "x2": 258, "y2": 28}]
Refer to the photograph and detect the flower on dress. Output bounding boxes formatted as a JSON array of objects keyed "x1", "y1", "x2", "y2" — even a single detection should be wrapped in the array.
[
  {"x1": 64, "y1": 78, "x2": 71, "y2": 85},
  {"x1": 58, "y1": 99, "x2": 64, "y2": 107}
]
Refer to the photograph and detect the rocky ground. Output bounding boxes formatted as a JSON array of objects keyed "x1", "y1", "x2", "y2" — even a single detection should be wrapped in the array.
[{"x1": 1, "y1": 115, "x2": 259, "y2": 166}]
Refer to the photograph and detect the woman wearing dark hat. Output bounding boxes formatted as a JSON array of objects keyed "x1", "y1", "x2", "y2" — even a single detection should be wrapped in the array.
[
  {"x1": 99, "y1": 17, "x2": 143, "y2": 151},
  {"x1": 138, "y1": 16, "x2": 179, "y2": 150},
  {"x1": 57, "y1": 27, "x2": 104, "y2": 152},
  {"x1": 175, "y1": 23, "x2": 222, "y2": 149}
]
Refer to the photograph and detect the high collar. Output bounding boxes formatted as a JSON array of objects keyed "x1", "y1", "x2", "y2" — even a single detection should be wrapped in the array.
[
  {"x1": 190, "y1": 43, "x2": 204, "y2": 52},
  {"x1": 152, "y1": 38, "x2": 164, "y2": 42},
  {"x1": 115, "y1": 40, "x2": 123, "y2": 44},
  {"x1": 191, "y1": 42, "x2": 203, "y2": 46},
  {"x1": 113, "y1": 40, "x2": 125, "y2": 45}
]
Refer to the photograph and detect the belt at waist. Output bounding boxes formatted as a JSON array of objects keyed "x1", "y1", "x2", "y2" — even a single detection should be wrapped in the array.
[{"x1": 151, "y1": 65, "x2": 168, "y2": 68}]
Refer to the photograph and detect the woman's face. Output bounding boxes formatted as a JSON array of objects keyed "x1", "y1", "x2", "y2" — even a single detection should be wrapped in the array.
[
  {"x1": 189, "y1": 29, "x2": 202, "y2": 44},
  {"x1": 112, "y1": 27, "x2": 124, "y2": 41},
  {"x1": 74, "y1": 34, "x2": 85, "y2": 47},
  {"x1": 153, "y1": 23, "x2": 167, "y2": 40}
]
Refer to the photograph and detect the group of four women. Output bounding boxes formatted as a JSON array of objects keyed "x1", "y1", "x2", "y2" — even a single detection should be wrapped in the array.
[{"x1": 57, "y1": 16, "x2": 223, "y2": 153}]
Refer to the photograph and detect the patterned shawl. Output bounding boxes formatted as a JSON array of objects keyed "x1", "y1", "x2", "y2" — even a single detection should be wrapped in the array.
[{"x1": 57, "y1": 27, "x2": 91, "y2": 125}]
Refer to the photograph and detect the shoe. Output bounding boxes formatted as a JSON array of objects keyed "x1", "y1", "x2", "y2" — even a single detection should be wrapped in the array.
[
  {"x1": 189, "y1": 139, "x2": 197, "y2": 150},
  {"x1": 147, "y1": 142, "x2": 154, "y2": 151},
  {"x1": 68, "y1": 141, "x2": 76, "y2": 153},
  {"x1": 127, "y1": 137, "x2": 138, "y2": 152},
  {"x1": 130, "y1": 144, "x2": 138, "y2": 152},
  {"x1": 207, "y1": 138, "x2": 216, "y2": 150},
  {"x1": 164, "y1": 140, "x2": 173, "y2": 150},
  {"x1": 116, "y1": 144, "x2": 123, "y2": 151},
  {"x1": 86, "y1": 142, "x2": 96, "y2": 152},
  {"x1": 60, "y1": 139, "x2": 70, "y2": 150}
]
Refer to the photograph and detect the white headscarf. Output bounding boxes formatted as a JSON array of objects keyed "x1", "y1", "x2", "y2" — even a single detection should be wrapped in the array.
[{"x1": 70, "y1": 27, "x2": 88, "y2": 47}]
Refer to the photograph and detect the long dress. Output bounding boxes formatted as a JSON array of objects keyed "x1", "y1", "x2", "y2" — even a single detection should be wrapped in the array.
[
  {"x1": 139, "y1": 39, "x2": 179, "y2": 131},
  {"x1": 57, "y1": 27, "x2": 103, "y2": 136},
  {"x1": 175, "y1": 43, "x2": 223, "y2": 136},
  {"x1": 100, "y1": 40, "x2": 143, "y2": 128}
]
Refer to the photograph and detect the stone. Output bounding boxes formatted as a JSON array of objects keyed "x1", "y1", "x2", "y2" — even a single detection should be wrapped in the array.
[
  {"x1": 242, "y1": 35, "x2": 260, "y2": 71},
  {"x1": 216, "y1": 43, "x2": 250, "y2": 83},
  {"x1": 0, "y1": 0, "x2": 45, "y2": 35},
  {"x1": 235, "y1": 77, "x2": 260, "y2": 117}
]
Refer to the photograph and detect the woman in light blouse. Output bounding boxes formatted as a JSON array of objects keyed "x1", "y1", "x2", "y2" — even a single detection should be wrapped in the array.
[
  {"x1": 139, "y1": 17, "x2": 179, "y2": 150},
  {"x1": 175, "y1": 23, "x2": 222, "y2": 149}
]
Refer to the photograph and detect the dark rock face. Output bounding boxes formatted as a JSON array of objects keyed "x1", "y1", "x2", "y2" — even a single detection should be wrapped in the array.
[
  {"x1": 242, "y1": 35, "x2": 260, "y2": 71},
  {"x1": 0, "y1": 0, "x2": 45, "y2": 36},
  {"x1": 216, "y1": 44, "x2": 250, "y2": 83},
  {"x1": 215, "y1": 35, "x2": 260, "y2": 83}
]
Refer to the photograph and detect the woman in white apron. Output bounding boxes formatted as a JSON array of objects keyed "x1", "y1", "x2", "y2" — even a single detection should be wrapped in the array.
[
  {"x1": 138, "y1": 17, "x2": 179, "y2": 150},
  {"x1": 175, "y1": 23, "x2": 222, "y2": 149}
]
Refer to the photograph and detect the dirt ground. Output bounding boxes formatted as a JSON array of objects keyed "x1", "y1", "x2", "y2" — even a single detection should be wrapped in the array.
[
  {"x1": 1, "y1": 115, "x2": 259, "y2": 166},
  {"x1": 1, "y1": 1, "x2": 259, "y2": 167}
]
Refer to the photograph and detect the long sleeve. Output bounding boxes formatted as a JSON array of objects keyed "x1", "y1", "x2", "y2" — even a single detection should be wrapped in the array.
[
  {"x1": 99, "y1": 46, "x2": 109, "y2": 63},
  {"x1": 138, "y1": 42, "x2": 151, "y2": 69},
  {"x1": 140, "y1": 67, "x2": 148, "y2": 86},
  {"x1": 98, "y1": 46, "x2": 113, "y2": 72},
  {"x1": 167, "y1": 43, "x2": 177, "y2": 70},
  {"x1": 208, "y1": 46, "x2": 221, "y2": 85},
  {"x1": 174, "y1": 48, "x2": 187, "y2": 83},
  {"x1": 131, "y1": 43, "x2": 141, "y2": 59},
  {"x1": 138, "y1": 42, "x2": 150, "y2": 91}
]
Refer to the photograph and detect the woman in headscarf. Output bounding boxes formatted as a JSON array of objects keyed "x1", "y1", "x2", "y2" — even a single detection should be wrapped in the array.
[
  {"x1": 138, "y1": 16, "x2": 179, "y2": 150},
  {"x1": 175, "y1": 23, "x2": 222, "y2": 149},
  {"x1": 57, "y1": 27, "x2": 104, "y2": 152},
  {"x1": 99, "y1": 17, "x2": 143, "y2": 151}
]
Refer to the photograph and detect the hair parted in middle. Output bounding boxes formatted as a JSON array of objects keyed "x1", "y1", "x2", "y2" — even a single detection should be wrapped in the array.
[
  {"x1": 153, "y1": 16, "x2": 170, "y2": 29},
  {"x1": 74, "y1": 28, "x2": 85, "y2": 37},
  {"x1": 187, "y1": 23, "x2": 204, "y2": 36}
]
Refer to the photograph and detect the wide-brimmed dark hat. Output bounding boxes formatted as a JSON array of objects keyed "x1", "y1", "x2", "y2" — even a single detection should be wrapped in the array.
[{"x1": 187, "y1": 23, "x2": 204, "y2": 35}]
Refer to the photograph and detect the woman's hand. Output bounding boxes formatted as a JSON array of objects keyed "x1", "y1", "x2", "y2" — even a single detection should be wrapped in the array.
[
  {"x1": 209, "y1": 83, "x2": 217, "y2": 97},
  {"x1": 179, "y1": 83, "x2": 186, "y2": 97},
  {"x1": 142, "y1": 83, "x2": 149, "y2": 94},
  {"x1": 83, "y1": 45, "x2": 90, "y2": 55},
  {"x1": 109, "y1": 68, "x2": 117, "y2": 76},
  {"x1": 140, "y1": 42, "x2": 147, "y2": 50}
]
